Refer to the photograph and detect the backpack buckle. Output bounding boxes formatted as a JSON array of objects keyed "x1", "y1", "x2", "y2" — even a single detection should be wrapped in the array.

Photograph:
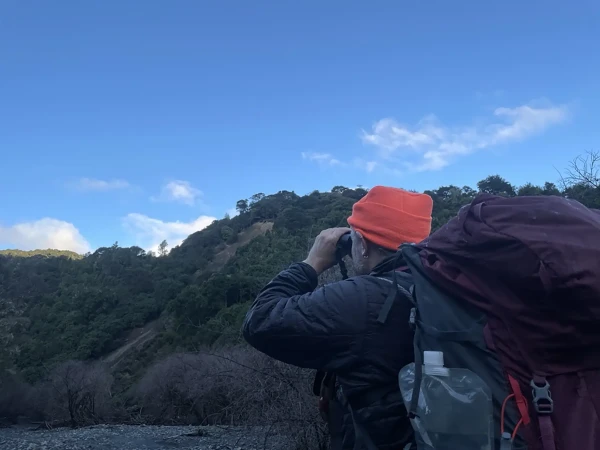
[
  {"x1": 409, "y1": 307, "x2": 416, "y2": 330},
  {"x1": 530, "y1": 378, "x2": 554, "y2": 414}
]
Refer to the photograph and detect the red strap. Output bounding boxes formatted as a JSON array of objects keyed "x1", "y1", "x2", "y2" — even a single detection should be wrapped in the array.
[{"x1": 508, "y1": 374, "x2": 531, "y2": 426}]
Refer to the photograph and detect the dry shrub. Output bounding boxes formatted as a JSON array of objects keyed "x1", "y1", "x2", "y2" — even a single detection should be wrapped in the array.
[
  {"x1": 134, "y1": 352, "x2": 211, "y2": 424},
  {"x1": 135, "y1": 345, "x2": 329, "y2": 449},
  {"x1": 40, "y1": 360, "x2": 114, "y2": 427}
]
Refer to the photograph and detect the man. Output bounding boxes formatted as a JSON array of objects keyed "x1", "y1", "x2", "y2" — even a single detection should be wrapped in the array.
[{"x1": 242, "y1": 186, "x2": 433, "y2": 450}]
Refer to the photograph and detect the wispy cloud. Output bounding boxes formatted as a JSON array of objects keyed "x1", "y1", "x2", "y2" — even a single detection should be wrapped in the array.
[
  {"x1": 0, "y1": 218, "x2": 91, "y2": 253},
  {"x1": 301, "y1": 152, "x2": 342, "y2": 166},
  {"x1": 226, "y1": 207, "x2": 239, "y2": 218},
  {"x1": 365, "y1": 161, "x2": 378, "y2": 173},
  {"x1": 353, "y1": 159, "x2": 379, "y2": 173},
  {"x1": 361, "y1": 102, "x2": 569, "y2": 171},
  {"x1": 152, "y1": 180, "x2": 203, "y2": 206},
  {"x1": 74, "y1": 177, "x2": 131, "y2": 192},
  {"x1": 299, "y1": 100, "x2": 569, "y2": 174},
  {"x1": 123, "y1": 213, "x2": 216, "y2": 254}
]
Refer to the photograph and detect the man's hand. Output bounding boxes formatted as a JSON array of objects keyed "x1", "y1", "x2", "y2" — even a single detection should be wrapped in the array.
[{"x1": 303, "y1": 227, "x2": 351, "y2": 275}]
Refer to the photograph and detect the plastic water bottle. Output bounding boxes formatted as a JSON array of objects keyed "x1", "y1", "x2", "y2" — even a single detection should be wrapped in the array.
[{"x1": 399, "y1": 351, "x2": 493, "y2": 450}]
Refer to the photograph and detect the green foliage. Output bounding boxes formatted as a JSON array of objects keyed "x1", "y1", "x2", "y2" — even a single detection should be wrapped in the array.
[
  {"x1": 220, "y1": 225, "x2": 234, "y2": 242},
  {"x1": 158, "y1": 240, "x2": 168, "y2": 257},
  {"x1": 424, "y1": 185, "x2": 477, "y2": 231},
  {"x1": 236, "y1": 199, "x2": 249, "y2": 214},
  {"x1": 331, "y1": 185, "x2": 349, "y2": 194},
  {"x1": 477, "y1": 175, "x2": 516, "y2": 197},
  {"x1": 250, "y1": 192, "x2": 265, "y2": 204}
]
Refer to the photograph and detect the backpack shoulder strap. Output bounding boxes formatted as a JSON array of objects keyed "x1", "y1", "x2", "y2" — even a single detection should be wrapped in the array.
[{"x1": 375, "y1": 270, "x2": 414, "y2": 324}]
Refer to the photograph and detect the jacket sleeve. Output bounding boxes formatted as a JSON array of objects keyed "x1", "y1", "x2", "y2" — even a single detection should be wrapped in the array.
[{"x1": 242, "y1": 262, "x2": 367, "y2": 373}]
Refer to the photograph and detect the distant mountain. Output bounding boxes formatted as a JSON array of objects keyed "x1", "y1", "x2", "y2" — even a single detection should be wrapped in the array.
[{"x1": 0, "y1": 249, "x2": 83, "y2": 259}]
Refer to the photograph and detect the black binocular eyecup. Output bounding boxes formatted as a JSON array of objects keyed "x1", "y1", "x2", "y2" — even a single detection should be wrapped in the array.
[{"x1": 336, "y1": 232, "x2": 352, "y2": 258}]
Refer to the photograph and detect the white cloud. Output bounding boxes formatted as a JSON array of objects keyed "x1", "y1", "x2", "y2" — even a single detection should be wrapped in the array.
[
  {"x1": 75, "y1": 178, "x2": 130, "y2": 191},
  {"x1": 0, "y1": 218, "x2": 91, "y2": 253},
  {"x1": 301, "y1": 152, "x2": 342, "y2": 166},
  {"x1": 360, "y1": 102, "x2": 569, "y2": 172},
  {"x1": 352, "y1": 159, "x2": 379, "y2": 173},
  {"x1": 365, "y1": 161, "x2": 378, "y2": 173},
  {"x1": 123, "y1": 213, "x2": 217, "y2": 254},
  {"x1": 152, "y1": 180, "x2": 203, "y2": 206},
  {"x1": 226, "y1": 207, "x2": 239, "y2": 218}
]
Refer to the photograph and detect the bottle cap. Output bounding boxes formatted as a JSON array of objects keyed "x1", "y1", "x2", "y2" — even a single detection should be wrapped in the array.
[{"x1": 423, "y1": 351, "x2": 444, "y2": 366}]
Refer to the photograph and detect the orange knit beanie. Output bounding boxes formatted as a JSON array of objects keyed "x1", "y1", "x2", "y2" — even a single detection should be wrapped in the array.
[{"x1": 347, "y1": 186, "x2": 433, "y2": 250}]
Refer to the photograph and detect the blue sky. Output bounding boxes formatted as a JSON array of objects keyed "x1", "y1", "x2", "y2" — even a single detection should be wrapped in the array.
[{"x1": 1, "y1": 0, "x2": 599, "y2": 253}]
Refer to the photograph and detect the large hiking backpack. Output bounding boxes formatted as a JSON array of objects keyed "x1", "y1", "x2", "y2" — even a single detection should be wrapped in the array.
[{"x1": 399, "y1": 193, "x2": 600, "y2": 450}]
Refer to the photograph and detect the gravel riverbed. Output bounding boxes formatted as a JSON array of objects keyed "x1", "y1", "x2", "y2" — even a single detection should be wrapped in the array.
[{"x1": 0, "y1": 425, "x2": 289, "y2": 450}]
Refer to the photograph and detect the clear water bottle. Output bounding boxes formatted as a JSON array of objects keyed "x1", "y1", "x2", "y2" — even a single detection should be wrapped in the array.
[{"x1": 399, "y1": 351, "x2": 494, "y2": 450}]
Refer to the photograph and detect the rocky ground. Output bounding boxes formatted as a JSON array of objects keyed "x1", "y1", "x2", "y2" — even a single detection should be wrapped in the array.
[{"x1": 0, "y1": 424, "x2": 289, "y2": 450}]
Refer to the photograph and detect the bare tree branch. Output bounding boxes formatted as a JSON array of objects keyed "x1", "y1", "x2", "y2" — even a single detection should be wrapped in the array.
[{"x1": 562, "y1": 150, "x2": 600, "y2": 189}]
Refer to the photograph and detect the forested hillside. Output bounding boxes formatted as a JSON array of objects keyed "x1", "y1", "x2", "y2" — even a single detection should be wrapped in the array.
[
  {"x1": 0, "y1": 187, "x2": 365, "y2": 381},
  {"x1": 1, "y1": 152, "x2": 599, "y2": 447}
]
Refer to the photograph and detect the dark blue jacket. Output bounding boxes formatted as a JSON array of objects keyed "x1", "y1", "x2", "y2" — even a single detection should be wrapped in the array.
[{"x1": 243, "y1": 256, "x2": 415, "y2": 450}]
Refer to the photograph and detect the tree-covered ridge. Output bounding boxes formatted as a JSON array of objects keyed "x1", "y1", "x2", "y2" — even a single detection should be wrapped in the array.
[
  {"x1": 0, "y1": 249, "x2": 83, "y2": 259},
  {"x1": 0, "y1": 187, "x2": 366, "y2": 382},
  {"x1": 1, "y1": 152, "x2": 599, "y2": 389}
]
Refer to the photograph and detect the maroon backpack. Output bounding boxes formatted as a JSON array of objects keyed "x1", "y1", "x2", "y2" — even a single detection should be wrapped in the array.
[{"x1": 400, "y1": 194, "x2": 600, "y2": 450}]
